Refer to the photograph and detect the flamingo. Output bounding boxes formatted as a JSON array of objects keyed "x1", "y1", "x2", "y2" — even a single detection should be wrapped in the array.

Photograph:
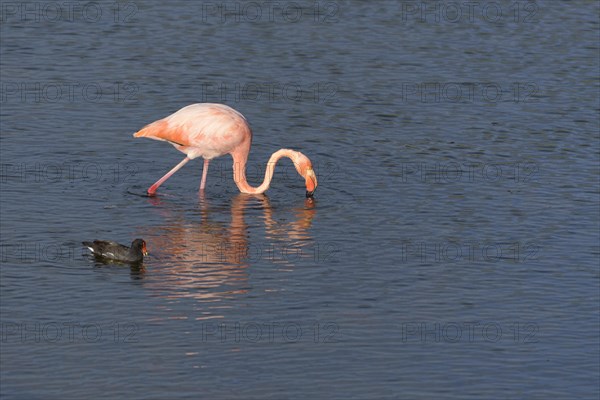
[{"x1": 133, "y1": 103, "x2": 318, "y2": 197}]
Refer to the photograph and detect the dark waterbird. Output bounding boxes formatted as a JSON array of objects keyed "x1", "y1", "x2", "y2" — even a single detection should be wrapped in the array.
[{"x1": 82, "y1": 239, "x2": 148, "y2": 264}]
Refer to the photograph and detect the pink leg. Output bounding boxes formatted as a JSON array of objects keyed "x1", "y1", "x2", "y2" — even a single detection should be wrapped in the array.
[
  {"x1": 148, "y1": 157, "x2": 190, "y2": 195},
  {"x1": 200, "y1": 159, "x2": 210, "y2": 191}
]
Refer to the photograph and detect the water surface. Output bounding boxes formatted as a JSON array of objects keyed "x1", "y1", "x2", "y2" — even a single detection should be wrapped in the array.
[{"x1": 1, "y1": 1, "x2": 599, "y2": 399}]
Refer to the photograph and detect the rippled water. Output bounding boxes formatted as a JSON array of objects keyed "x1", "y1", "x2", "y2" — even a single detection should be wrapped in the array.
[{"x1": 1, "y1": 1, "x2": 599, "y2": 399}]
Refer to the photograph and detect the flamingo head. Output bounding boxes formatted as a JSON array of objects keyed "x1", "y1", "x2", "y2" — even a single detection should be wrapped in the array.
[{"x1": 294, "y1": 152, "x2": 318, "y2": 198}]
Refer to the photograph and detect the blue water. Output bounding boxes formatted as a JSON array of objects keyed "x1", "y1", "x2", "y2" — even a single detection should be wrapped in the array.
[{"x1": 1, "y1": 1, "x2": 599, "y2": 398}]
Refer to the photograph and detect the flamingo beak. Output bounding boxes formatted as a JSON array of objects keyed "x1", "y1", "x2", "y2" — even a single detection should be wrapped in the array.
[{"x1": 305, "y1": 168, "x2": 317, "y2": 198}]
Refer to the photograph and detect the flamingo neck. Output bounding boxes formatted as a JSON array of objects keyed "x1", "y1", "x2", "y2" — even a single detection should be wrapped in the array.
[{"x1": 232, "y1": 149, "x2": 297, "y2": 194}]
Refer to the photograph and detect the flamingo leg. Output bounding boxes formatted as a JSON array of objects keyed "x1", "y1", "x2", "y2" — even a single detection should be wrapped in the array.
[
  {"x1": 148, "y1": 157, "x2": 190, "y2": 195},
  {"x1": 200, "y1": 159, "x2": 210, "y2": 191}
]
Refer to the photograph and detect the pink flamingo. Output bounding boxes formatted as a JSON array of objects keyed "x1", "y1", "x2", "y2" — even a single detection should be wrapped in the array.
[{"x1": 133, "y1": 103, "x2": 318, "y2": 197}]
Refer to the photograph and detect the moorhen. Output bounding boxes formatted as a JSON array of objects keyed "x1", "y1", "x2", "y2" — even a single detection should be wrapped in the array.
[{"x1": 82, "y1": 239, "x2": 148, "y2": 264}]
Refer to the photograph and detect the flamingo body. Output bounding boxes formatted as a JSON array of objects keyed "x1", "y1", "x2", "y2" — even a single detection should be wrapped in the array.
[
  {"x1": 133, "y1": 103, "x2": 317, "y2": 197},
  {"x1": 134, "y1": 103, "x2": 251, "y2": 160}
]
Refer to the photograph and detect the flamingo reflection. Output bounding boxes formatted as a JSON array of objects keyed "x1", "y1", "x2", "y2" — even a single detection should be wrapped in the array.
[{"x1": 136, "y1": 193, "x2": 317, "y2": 302}]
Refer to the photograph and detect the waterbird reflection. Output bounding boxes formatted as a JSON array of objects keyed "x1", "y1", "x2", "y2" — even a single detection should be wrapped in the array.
[
  {"x1": 90, "y1": 258, "x2": 146, "y2": 280},
  {"x1": 136, "y1": 193, "x2": 317, "y2": 303}
]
